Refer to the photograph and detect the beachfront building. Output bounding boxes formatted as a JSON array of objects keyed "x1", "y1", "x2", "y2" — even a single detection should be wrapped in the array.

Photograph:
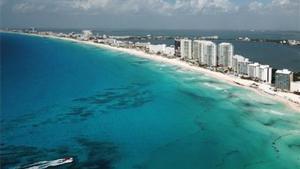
[
  {"x1": 258, "y1": 65, "x2": 272, "y2": 84},
  {"x1": 102, "y1": 34, "x2": 108, "y2": 39},
  {"x1": 232, "y1": 55, "x2": 245, "y2": 73},
  {"x1": 201, "y1": 41, "x2": 217, "y2": 67},
  {"x1": 164, "y1": 47, "x2": 175, "y2": 57},
  {"x1": 218, "y1": 43, "x2": 234, "y2": 68},
  {"x1": 148, "y1": 44, "x2": 166, "y2": 54},
  {"x1": 192, "y1": 40, "x2": 205, "y2": 63},
  {"x1": 206, "y1": 41, "x2": 217, "y2": 66},
  {"x1": 180, "y1": 39, "x2": 192, "y2": 60},
  {"x1": 175, "y1": 39, "x2": 181, "y2": 57},
  {"x1": 248, "y1": 62, "x2": 260, "y2": 79},
  {"x1": 135, "y1": 42, "x2": 150, "y2": 50},
  {"x1": 275, "y1": 69, "x2": 293, "y2": 91},
  {"x1": 104, "y1": 38, "x2": 117, "y2": 45},
  {"x1": 31, "y1": 27, "x2": 36, "y2": 33},
  {"x1": 82, "y1": 30, "x2": 93, "y2": 40},
  {"x1": 237, "y1": 58, "x2": 250, "y2": 76},
  {"x1": 117, "y1": 41, "x2": 127, "y2": 48},
  {"x1": 291, "y1": 81, "x2": 300, "y2": 92}
]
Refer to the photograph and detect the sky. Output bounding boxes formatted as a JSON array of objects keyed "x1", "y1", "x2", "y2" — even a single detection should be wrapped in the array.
[{"x1": 0, "y1": 0, "x2": 299, "y2": 30}]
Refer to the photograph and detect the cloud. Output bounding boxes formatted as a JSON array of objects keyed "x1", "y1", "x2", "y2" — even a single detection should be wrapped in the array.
[
  {"x1": 271, "y1": 0, "x2": 294, "y2": 7},
  {"x1": 13, "y1": 2, "x2": 45, "y2": 13},
  {"x1": 168, "y1": 0, "x2": 239, "y2": 14},
  {"x1": 8, "y1": 0, "x2": 298, "y2": 17},
  {"x1": 247, "y1": 0, "x2": 300, "y2": 14},
  {"x1": 71, "y1": 0, "x2": 110, "y2": 11},
  {"x1": 0, "y1": 0, "x2": 9, "y2": 6},
  {"x1": 271, "y1": 0, "x2": 300, "y2": 12},
  {"x1": 10, "y1": 0, "x2": 240, "y2": 15},
  {"x1": 205, "y1": 0, "x2": 239, "y2": 12},
  {"x1": 0, "y1": 0, "x2": 5, "y2": 6},
  {"x1": 248, "y1": 1, "x2": 264, "y2": 12}
]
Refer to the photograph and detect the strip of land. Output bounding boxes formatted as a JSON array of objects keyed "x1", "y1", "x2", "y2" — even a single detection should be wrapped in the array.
[{"x1": 4, "y1": 31, "x2": 300, "y2": 112}]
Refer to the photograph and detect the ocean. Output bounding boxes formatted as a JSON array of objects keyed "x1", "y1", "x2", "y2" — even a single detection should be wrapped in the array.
[{"x1": 1, "y1": 32, "x2": 300, "y2": 169}]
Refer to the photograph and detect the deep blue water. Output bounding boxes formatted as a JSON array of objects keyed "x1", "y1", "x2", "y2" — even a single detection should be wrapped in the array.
[{"x1": 1, "y1": 33, "x2": 300, "y2": 169}]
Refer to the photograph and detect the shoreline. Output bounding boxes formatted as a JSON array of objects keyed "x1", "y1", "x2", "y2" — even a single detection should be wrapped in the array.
[{"x1": 3, "y1": 31, "x2": 300, "y2": 112}]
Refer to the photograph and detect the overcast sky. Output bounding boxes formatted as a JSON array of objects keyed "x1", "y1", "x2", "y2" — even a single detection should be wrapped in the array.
[{"x1": 0, "y1": 0, "x2": 299, "y2": 30}]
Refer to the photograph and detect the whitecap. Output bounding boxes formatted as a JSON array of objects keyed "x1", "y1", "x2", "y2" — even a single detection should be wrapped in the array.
[
  {"x1": 262, "y1": 109, "x2": 285, "y2": 116},
  {"x1": 203, "y1": 82, "x2": 224, "y2": 90}
]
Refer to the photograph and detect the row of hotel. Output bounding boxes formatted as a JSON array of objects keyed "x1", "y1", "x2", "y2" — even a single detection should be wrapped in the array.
[
  {"x1": 81, "y1": 31, "x2": 299, "y2": 92},
  {"x1": 148, "y1": 38, "x2": 297, "y2": 92},
  {"x1": 24, "y1": 29, "x2": 299, "y2": 93}
]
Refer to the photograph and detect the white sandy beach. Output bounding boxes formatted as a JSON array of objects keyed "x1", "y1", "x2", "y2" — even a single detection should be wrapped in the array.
[{"x1": 5, "y1": 32, "x2": 300, "y2": 112}]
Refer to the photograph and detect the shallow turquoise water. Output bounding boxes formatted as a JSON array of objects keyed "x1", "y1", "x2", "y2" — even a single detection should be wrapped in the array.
[{"x1": 1, "y1": 33, "x2": 300, "y2": 169}]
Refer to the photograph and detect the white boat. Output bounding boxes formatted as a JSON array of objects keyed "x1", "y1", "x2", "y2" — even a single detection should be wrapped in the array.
[{"x1": 17, "y1": 157, "x2": 73, "y2": 169}]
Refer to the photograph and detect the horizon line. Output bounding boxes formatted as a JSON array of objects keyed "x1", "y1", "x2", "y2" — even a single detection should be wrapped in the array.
[{"x1": 1, "y1": 27, "x2": 300, "y2": 32}]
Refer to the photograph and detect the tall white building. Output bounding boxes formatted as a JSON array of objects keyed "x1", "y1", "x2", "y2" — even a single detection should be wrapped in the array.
[
  {"x1": 232, "y1": 55, "x2": 245, "y2": 73},
  {"x1": 180, "y1": 39, "x2": 192, "y2": 60},
  {"x1": 248, "y1": 62, "x2": 260, "y2": 79},
  {"x1": 238, "y1": 58, "x2": 250, "y2": 75},
  {"x1": 202, "y1": 41, "x2": 217, "y2": 67},
  {"x1": 258, "y1": 65, "x2": 272, "y2": 84},
  {"x1": 206, "y1": 42, "x2": 217, "y2": 66},
  {"x1": 218, "y1": 43, "x2": 234, "y2": 67},
  {"x1": 275, "y1": 69, "x2": 293, "y2": 91},
  {"x1": 192, "y1": 40, "x2": 205, "y2": 63}
]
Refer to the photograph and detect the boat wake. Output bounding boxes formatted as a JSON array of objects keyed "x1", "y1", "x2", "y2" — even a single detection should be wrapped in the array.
[{"x1": 15, "y1": 157, "x2": 73, "y2": 169}]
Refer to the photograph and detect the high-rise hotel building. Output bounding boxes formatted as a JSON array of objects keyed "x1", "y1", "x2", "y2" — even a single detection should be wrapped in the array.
[
  {"x1": 204, "y1": 41, "x2": 217, "y2": 67},
  {"x1": 232, "y1": 55, "x2": 250, "y2": 75},
  {"x1": 248, "y1": 62, "x2": 260, "y2": 79},
  {"x1": 218, "y1": 43, "x2": 234, "y2": 68},
  {"x1": 193, "y1": 40, "x2": 217, "y2": 66},
  {"x1": 275, "y1": 69, "x2": 293, "y2": 91},
  {"x1": 192, "y1": 40, "x2": 205, "y2": 63},
  {"x1": 180, "y1": 39, "x2": 192, "y2": 60},
  {"x1": 174, "y1": 39, "x2": 181, "y2": 57},
  {"x1": 258, "y1": 65, "x2": 272, "y2": 84}
]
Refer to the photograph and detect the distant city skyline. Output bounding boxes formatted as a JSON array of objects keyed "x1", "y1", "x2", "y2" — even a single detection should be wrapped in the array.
[{"x1": 0, "y1": 0, "x2": 299, "y2": 30}]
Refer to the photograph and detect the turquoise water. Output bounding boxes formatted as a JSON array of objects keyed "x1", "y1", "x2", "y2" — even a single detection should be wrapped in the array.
[{"x1": 1, "y1": 33, "x2": 300, "y2": 169}]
